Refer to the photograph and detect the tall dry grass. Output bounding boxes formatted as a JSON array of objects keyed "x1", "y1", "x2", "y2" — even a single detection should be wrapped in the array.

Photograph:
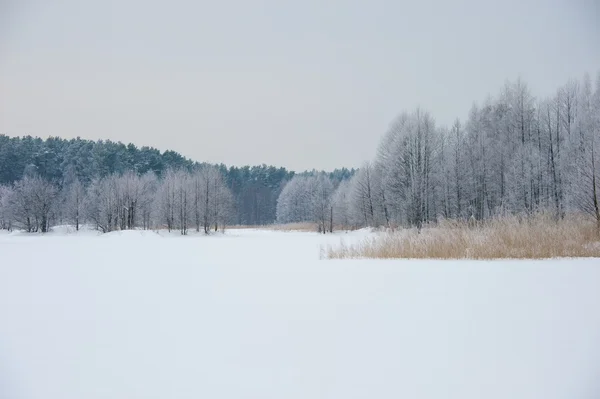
[{"x1": 326, "y1": 214, "x2": 600, "y2": 259}]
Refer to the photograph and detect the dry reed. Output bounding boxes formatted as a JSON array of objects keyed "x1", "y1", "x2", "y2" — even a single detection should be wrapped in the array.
[{"x1": 326, "y1": 214, "x2": 600, "y2": 259}]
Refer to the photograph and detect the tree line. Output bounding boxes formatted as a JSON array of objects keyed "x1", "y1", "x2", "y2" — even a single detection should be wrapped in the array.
[
  {"x1": 2, "y1": 71, "x2": 598, "y2": 234},
  {"x1": 276, "y1": 71, "x2": 600, "y2": 232},
  {"x1": 0, "y1": 135, "x2": 355, "y2": 231},
  {"x1": 0, "y1": 166, "x2": 232, "y2": 234}
]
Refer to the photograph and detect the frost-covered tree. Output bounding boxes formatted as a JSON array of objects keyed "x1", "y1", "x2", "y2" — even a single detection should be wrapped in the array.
[
  {"x1": 313, "y1": 174, "x2": 334, "y2": 233},
  {"x1": 331, "y1": 179, "x2": 352, "y2": 229},
  {"x1": 138, "y1": 172, "x2": 158, "y2": 230},
  {"x1": 63, "y1": 178, "x2": 85, "y2": 231},
  {"x1": 9, "y1": 175, "x2": 58, "y2": 232},
  {"x1": 370, "y1": 162, "x2": 391, "y2": 227},
  {"x1": 155, "y1": 168, "x2": 190, "y2": 234},
  {"x1": 376, "y1": 109, "x2": 439, "y2": 228},
  {"x1": 189, "y1": 166, "x2": 233, "y2": 234},
  {"x1": 209, "y1": 169, "x2": 234, "y2": 232},
  {"x1": 570, "y1": 73, "x2": 600, "y2": 232},
  {"x1": 352, "y1": 162, "x2": 376, "y2": 227},
  {"x1": 156, "y1": 168, "x2": 178, "y2": 232},
  {"x1": 114, "y1": 171, "x2": 158, "y2": 231},
  {"x1": 0, "y1": 185, "x2": 13, "y2": 230},
  {"x1": 276, "y1": 174, "x2": 334, "y2": 232},
  {"x1": 276, "y1": 176, "x2": 314, "y2": 224},
  {"x1": 173, "y1": 170, "x2": 191, "y2": 235},
  {"x1": 85, "y1": 175, "x2": 119, "y2": 233}
]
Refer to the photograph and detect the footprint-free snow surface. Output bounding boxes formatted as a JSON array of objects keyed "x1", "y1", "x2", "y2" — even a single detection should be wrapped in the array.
[{"x1": 1, "y1": 228, "x2": 599, "y2": 399}]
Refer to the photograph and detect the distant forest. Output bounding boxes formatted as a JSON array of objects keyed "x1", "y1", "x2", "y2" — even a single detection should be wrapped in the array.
[{"x1": 0, "y1": 135, "x2": 355, "y2": 226}]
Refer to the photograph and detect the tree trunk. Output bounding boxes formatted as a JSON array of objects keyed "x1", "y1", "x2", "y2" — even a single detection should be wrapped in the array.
[{"x1": 592, "y1": 142, "x2": 600, "y2": 236}]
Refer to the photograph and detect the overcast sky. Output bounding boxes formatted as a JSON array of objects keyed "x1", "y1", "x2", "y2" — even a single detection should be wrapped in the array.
[{"x1": 0, "y1": 0, "x2": 598, "y2": 171}]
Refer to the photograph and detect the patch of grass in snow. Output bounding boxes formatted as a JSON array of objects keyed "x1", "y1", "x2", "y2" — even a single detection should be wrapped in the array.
[{"x1": 325, "y1": 213, "x2": 600, "y2": 259}]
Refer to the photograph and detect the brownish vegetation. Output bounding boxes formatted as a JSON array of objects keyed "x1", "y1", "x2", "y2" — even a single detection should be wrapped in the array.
[{"x1": 326, "y1": 214, "x2": 600, "y2": 259}]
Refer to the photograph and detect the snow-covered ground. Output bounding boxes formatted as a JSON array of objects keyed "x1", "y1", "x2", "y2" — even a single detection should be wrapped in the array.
[{"x1": 1, "y1": 228, "x2": 599, "y2": 399}]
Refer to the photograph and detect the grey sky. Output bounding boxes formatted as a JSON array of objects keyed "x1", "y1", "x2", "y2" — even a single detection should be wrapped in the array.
[{"x1": 1, "y1": 0, "x2": 598, "y2": 171}]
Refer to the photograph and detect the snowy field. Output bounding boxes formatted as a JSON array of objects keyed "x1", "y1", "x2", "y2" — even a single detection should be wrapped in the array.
[{"x1": 1, "y1": 227, "x2": 600, "y2": 399}]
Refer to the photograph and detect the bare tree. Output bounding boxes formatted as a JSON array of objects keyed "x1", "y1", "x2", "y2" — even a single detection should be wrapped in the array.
[
  {"x1": 276, "y1": 177, "x2": 310, "y2": 224},
  {"x1": 352, "y1": 162, "x2": 376, "y2": 227},
  {"x1": 276, "y1": 174, "x2": 334, "y2": 232},
  {"x1": 10, "y1": 175, "x2": 58, "y2": 233},
  {"x1": 175, "y1": 170, "x2": 191, "y2": 235},
  {"x1": 64, "y1": 178, "x2": 85, "y2": 231},
  {"x1": 331, "y1": 180, "x2": 352, "y2": 230},
  {"x1": 377, "y1": 109, "x2": 439, "y2": 229},
  {"x1": 0, "y1": 185, "x2": 13, "y2": 231},
  {"x1": 156, "y1": 168, "x2": 178, "y2": 232},
  {"x1": 138, "y1": 172, "x2": 158, "y2": 230},
  {"x1": 155, "y1": 169, "x2": 190, "y2": 234},
  {"x1": 188, "y1": 166, "x2": 234, "y2": 234},
  {"x1": 312, "y1": 174, "x2": 334, "y2": 233},
  {"x1": 210, "y1": 170, "x2": 234, "y2": 232},
  {"x1": 85, "y1": 175, "x2": 118, "y2": 233},
  {"x1": 571, "y1": 73, "x2": 600, "y2": 232}
]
